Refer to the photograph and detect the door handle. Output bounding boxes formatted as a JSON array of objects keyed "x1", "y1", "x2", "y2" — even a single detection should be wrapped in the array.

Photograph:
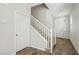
[{"x1": 16, "y1": 34, "x2": 18, "y2": 36}]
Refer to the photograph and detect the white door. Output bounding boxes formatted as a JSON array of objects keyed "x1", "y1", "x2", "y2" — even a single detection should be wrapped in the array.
[{"x1": 15, "y1": 11, "x2": 29, "y2": 52}]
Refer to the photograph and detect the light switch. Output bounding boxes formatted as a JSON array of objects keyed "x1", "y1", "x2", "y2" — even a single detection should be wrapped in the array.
[{"x1": 1, "y1": 19, "x2": 7, "y2": 24}]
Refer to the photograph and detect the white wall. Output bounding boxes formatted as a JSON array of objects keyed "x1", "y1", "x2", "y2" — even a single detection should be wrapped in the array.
[
  {"x1": 0, "y1": 3, "x2": 31, "y2": 54},
  {"x1": 31, "y1": 4, "x2": 52, "y2": 28},
  {"x1": 30, "y1": 26, "x2": 47, "y2": 50},
  {"x1": 0, "y1": 4, "x2": 16, "y2": 54},
  {"x1": 70, "y1": 4, "x2": 79, "y2": 54},
  {"x1": 8, "y1": 3, "x2": 31, "y2": 52},
  {"x1": 55, "y1": 16, "x2": 70, "y2": 39}
]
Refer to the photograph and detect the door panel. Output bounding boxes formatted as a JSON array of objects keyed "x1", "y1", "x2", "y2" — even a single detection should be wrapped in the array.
[{"x1": 15, "y1": 11, "x2": 28, "y2": 52}]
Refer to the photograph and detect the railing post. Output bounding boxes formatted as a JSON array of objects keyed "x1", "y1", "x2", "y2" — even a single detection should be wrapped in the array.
[
  {"x1": 50, "y1": 29, "x2": 53, "y2": 54},
  {"x1": 47, "y1": 30, "x2": 49, "y2": 49}
]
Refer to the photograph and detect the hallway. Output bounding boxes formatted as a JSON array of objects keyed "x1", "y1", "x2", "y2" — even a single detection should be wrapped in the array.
[
  {"x1": 16, "y1": 38, "x2": 78, "y2": 55},
  {"x1": 0, "y1": 3, "x2": 79, "y2": 55}
]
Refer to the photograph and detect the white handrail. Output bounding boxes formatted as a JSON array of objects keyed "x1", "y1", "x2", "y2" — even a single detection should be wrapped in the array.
[
  {"x1": 31, "y1": 15, "x2": 51, "y2": 39},
  {"x1": 31, "y1": 15, "x2": 53, "y2": 53},
  {"x1": 31, "y1": 15, "x2": 49, "y2": 31}
]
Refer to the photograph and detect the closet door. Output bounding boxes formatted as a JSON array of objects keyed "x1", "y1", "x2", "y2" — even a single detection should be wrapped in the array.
[{"x1": 15, "y1": 11, "x2": 29, "y2": 52}]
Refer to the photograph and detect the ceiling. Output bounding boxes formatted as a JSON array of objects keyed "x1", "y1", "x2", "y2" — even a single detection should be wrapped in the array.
[
  {"x1": 46, "y1": 3, "x2": 75, "y2": 17},
  {"x1": 31, "y1": 3, "x2": 75, "y2": 17}
]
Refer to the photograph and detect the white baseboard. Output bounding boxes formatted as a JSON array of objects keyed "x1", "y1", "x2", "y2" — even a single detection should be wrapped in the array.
[{"x1": 30, "y1": 45, "x2": 46, "y2": 51}]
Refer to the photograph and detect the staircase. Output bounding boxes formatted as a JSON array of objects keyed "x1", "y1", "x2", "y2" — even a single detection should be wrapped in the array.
[{"x1": 31, "y1": 15, "x2": 55, "y2": 53}]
